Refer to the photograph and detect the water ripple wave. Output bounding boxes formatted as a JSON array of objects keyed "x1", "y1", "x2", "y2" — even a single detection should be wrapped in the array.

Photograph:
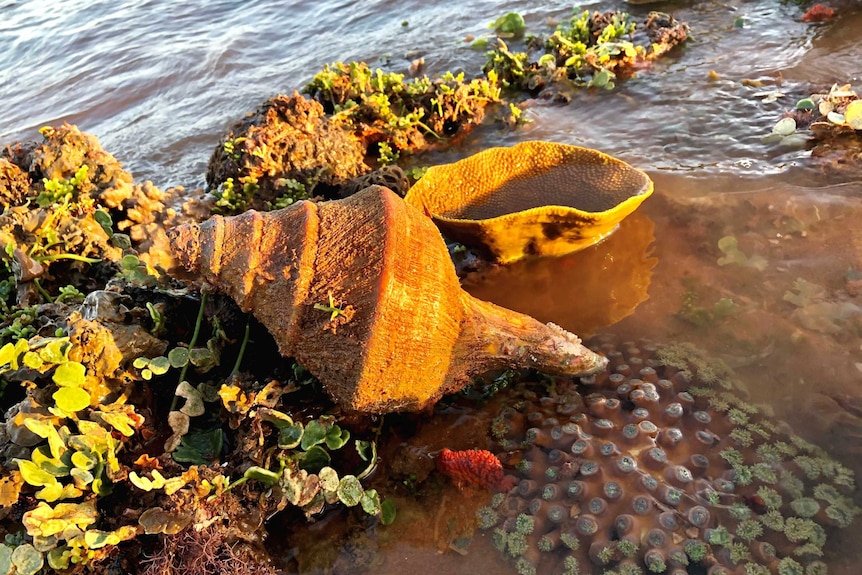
[{"x1": 0, "y1": 0, "x2": 855, "y2": 188}]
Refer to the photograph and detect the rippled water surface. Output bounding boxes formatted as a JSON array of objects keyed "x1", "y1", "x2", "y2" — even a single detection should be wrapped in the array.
[
  {"x1": 0, "y1": 0, "x2": 572, "y2": 186},
  {"x1": 2, "y1": 0, "x2": 862, "y2": 574},
  {"x1": 2, "y1": 0, "x2": 859, "y2": 186}
]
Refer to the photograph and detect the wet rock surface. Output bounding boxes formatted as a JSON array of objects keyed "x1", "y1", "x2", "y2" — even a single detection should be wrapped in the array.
[{"x1": 205, "y1": 92, "x2": 370, "y2": 212}]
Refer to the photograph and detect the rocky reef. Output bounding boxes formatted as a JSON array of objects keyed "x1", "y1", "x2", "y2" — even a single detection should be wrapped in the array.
[
  {"x1": 484, "y1": 9, "x2": 689, "y2": 98},
  {"x1": 205, "y1": 92, "x2": 369, "y2": 213},
  {"x1": 205, "y1": 66, "x2": 503, "y2": 214},
  {"x1": 479, "y1": 339, "x2": 859, "y2": 575},
  {"x1": 0, "y1": 124, "x2": 200, "y2": 277}
]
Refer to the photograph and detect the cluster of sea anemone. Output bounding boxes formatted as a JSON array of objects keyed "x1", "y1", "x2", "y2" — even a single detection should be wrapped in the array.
[{"x1": 477, "y1": 339, "x2": 859, "y2": 575}]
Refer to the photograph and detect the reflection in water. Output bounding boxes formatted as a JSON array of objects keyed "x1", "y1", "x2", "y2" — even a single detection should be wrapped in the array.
[{"x1": 462, "y1": 212, "x2": 657, "y2": 337}]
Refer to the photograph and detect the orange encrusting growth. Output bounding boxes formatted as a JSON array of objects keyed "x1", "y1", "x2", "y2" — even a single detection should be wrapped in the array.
[
  {"x1": 801, "y1": 4, "x2": 835, "y2": 22},
  {"x1": 435, "y1": 448, "x2": 504, "y2": 490}
]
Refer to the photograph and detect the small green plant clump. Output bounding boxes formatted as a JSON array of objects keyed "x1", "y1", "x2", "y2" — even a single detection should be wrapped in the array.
[
  {"x1": 220, "y1": 409, "x2": 395, "y2": 522},
  {"x1": 36, "y1": 164, "x2": 90, "y2": 208},
  {"x1": 212, "y1": 175, "x2": 258, "y2": 214},
  {"x1": 716, "y1": 235, "x2": 767, "y2": 271},
  {"x1": 0, "y1": 181, "x2": 126, "y2": 311},
  {"x1": 677, "y1": 282, "x2": 738, "y2": 328},
  {"x1": 306, "y1": 61, "x2": 503, "y2": 158},
  {"x1": 490, "y1": 12, "x2": 527, "y2": 40},
  {"x1": 483, "y1": 9, "x2": 689, "y2": 94}
]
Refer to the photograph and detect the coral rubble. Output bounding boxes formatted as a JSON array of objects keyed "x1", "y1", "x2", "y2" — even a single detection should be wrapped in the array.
[
  {"x1": 0, "y1": 124, "x2": 195, "y2": 277},
  {"x1": 774, "y1": 83, "x2": 862, "y2": 174},
  {"x1": 480, "y1": 339, "x2": 859, "y2": 575}
]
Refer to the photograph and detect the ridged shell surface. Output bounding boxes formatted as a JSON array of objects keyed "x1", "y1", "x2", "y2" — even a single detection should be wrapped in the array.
[{"x1": 170, "y1": 185, "x2": 463, "y2": 412}]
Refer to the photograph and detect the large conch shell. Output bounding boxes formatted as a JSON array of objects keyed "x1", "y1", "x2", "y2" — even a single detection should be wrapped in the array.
[
  {"x1": 168, "y1": 185, "x2": 607, "y2": 413},
  {"x1": 404, "y1": 141, "x2": 653, "y2": 264}
]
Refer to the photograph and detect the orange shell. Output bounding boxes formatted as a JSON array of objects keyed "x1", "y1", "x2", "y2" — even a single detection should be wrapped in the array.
[
  {"x1": 404, "y1": 141, "x2": 653, "y2": 264},
  {"x1": 169, "y1": 185, "x2": 607, "y2": 413},
  {"x1": 436, "y1": 448, "x2": 503, "y2": 490}
]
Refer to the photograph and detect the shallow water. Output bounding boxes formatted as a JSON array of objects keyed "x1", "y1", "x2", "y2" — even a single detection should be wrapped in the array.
[
  {"x1": 3, "y1": 0, "x2": 858, "y2": 186},
  {"x1": 2, "y1": 0, "x2": 862, "y2": 574}
]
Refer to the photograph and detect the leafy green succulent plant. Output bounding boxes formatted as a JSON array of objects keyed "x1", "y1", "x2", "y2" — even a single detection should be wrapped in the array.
[{"x1": 2, "y1": 336, "x2": 144, "y2": 568}]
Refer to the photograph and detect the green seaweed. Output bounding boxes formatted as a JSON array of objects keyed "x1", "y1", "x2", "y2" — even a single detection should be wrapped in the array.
[
  {"x1": 2, "y1": 336, "x2": 143, "y2": 567},
  {"x1": 490, "y1": 12, "x2": 526, "y2": 39},
  {"x1": 483, "y1": 9, "x2": 688, "y2": 94},
  {"x1": 677, "y1": 283, "x2": 738, "y2": 327},
  {"x1": 36, "y1": 165, "x2": 89, "y2": 208},
  {"x1": 306, "y1": 61, "x2": 502, "y2": 158},
  {"x1": 717, "y1": 235, "x2": 767, "y2": 271}
]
